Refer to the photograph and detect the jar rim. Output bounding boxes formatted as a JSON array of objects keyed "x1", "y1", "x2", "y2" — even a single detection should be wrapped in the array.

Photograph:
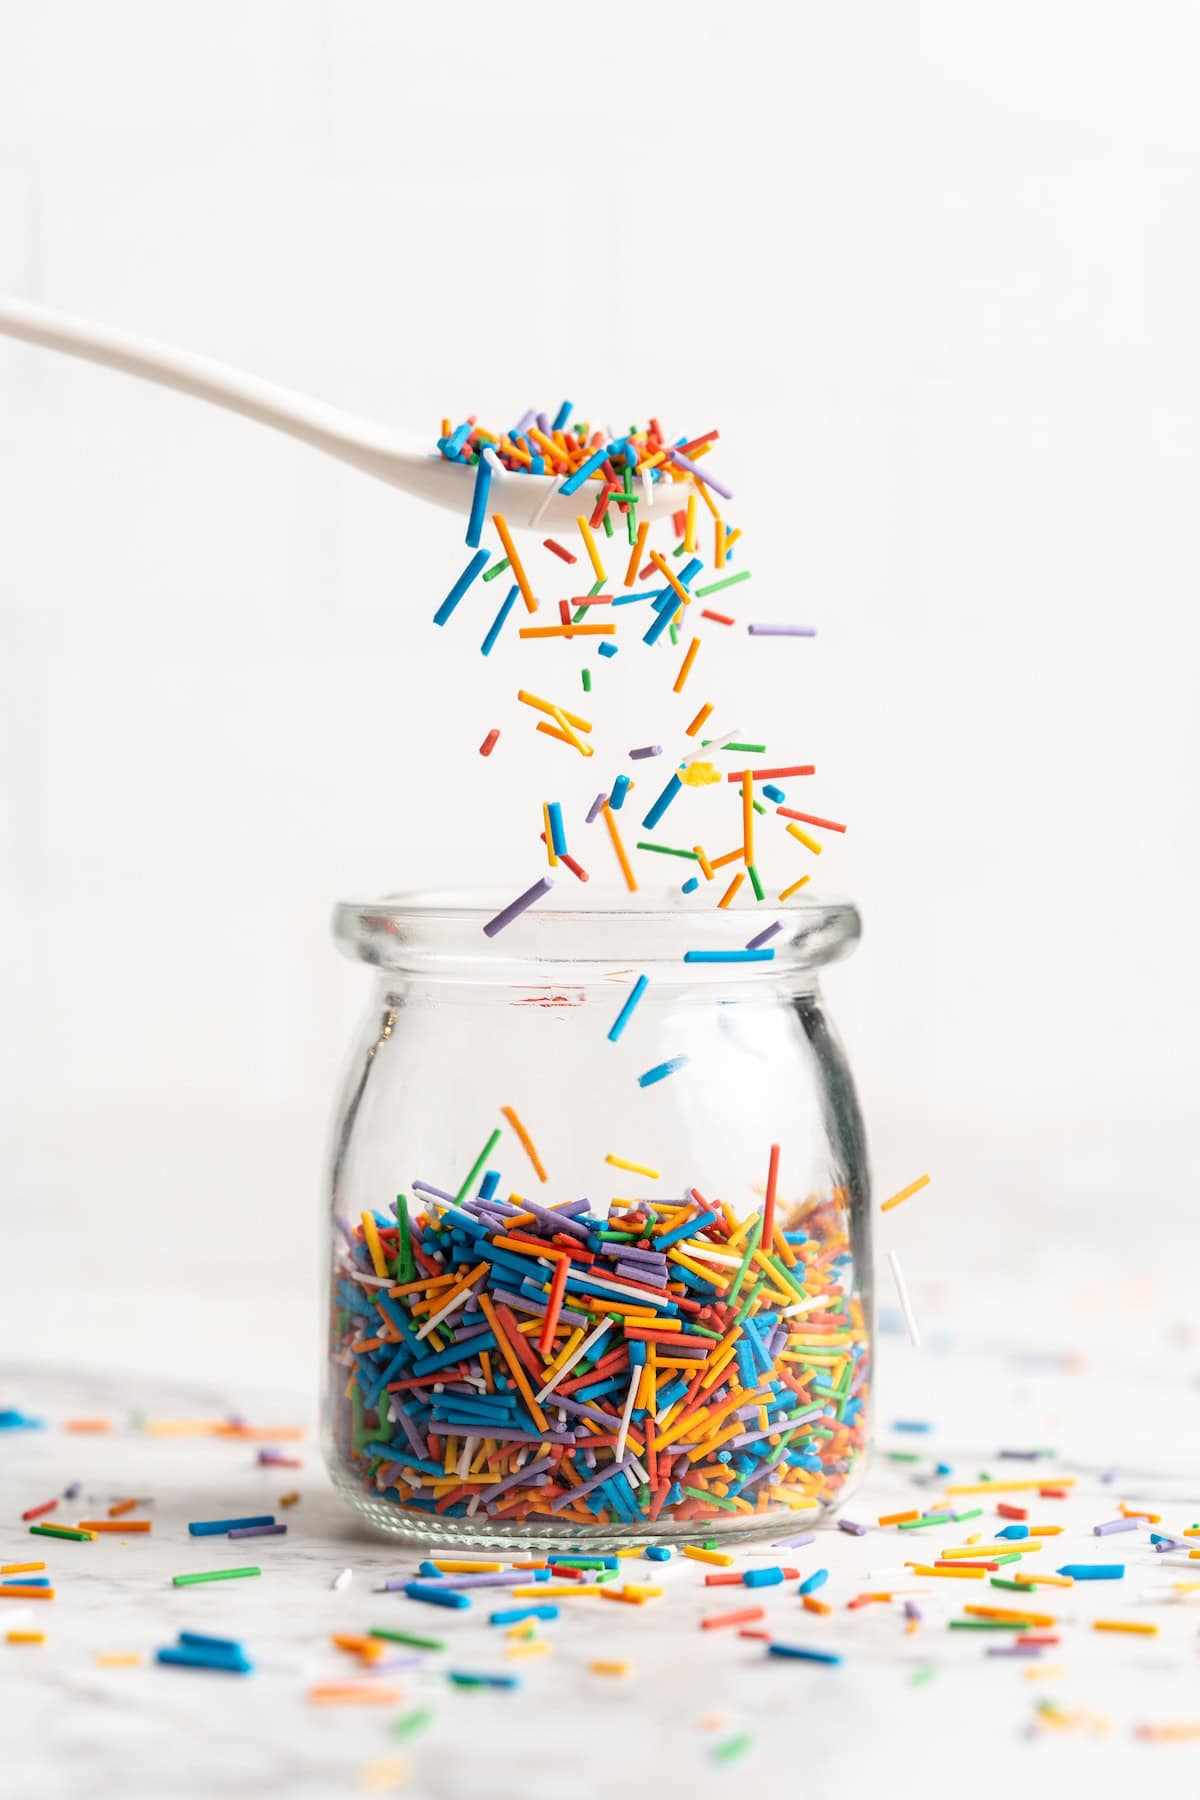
[{"x1": 333, "y1": 888, "x2": 861, "y2": 975}]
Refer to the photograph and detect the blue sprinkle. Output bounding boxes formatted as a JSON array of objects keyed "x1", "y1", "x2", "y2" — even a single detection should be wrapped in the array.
[
  {"x1": 798, "y1": 1568, "x2": 828, "y2": 1595},
  {"x1": 645, "y1": 1546, "x2": 671, "y2": 1561},
  {"x1": 637, "y1": 1056, "x2": 689, "y2": 1088},
  {"x1": 435, "y1": 548, "x2": 490, "y2": 627},
  {"x1": 404, "y1": 1583, "x2": 472, "y2": 1608},
  {"x1": 768, "y1": 1643, "x2": 842, "y2": 1665}
]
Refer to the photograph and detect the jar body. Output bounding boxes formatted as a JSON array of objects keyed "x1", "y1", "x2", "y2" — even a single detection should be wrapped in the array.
[{"x1": 324, "y1": 898, "x2": 871, "y2": 1547}]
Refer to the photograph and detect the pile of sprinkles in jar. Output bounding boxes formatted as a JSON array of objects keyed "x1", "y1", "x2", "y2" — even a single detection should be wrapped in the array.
[{"x1": 328, "y1": 403, "x2": 884, "y2": 1536}]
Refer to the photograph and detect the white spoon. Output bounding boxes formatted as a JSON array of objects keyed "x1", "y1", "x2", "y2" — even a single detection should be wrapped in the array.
[{"x1": 0, "y1": 295, "x2": 693, "y2": 533}]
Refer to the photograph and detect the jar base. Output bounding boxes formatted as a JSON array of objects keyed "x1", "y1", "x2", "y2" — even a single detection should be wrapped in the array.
[{"x1": 329, "y1": 1464, "x2": 848, "y2": 1552}]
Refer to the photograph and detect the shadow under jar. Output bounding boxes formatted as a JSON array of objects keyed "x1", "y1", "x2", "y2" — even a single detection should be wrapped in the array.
[{"x1": 324, "y1": 891, "x2": 871, "y2": 1549}]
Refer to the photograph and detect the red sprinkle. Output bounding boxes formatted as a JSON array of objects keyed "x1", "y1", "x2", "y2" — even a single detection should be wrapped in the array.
[
  {"x1": 479, "y1": 729, "x2": 500, "y2": 757},
  {"x1": 544, "y1": 539, "x2": 577, "y2": 564},
  {"x1": 21, "y1": 1500, "x2": 57, "y2": 1522},
  {"x1": 998, "y1": 1503, "x2": 1028, "y2": 1520},
  {"x1": 700, "y1": 610, "x2": 736, "y2": 626}
]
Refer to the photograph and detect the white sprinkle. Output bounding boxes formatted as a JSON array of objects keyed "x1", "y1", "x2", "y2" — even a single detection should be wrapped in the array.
[
  {"x1": 530, "y1": 476, "x2": 561, "y2": 529},
  {"x1": 887, "y1": 1248, "x2": 921, "y2": 1348},
  {"x1": 614, "y1": 1377, "x2": 640, "y2": 1465},
  {"x1": 535, "y1": 1318, "x2": 612, "y2": 1402},
  {"x1": 332, "y1": 1567, "x2": 353, "y2": 1591},
  {"x1": 679, "y1": 725, "x2": 742, "y2": 769}
]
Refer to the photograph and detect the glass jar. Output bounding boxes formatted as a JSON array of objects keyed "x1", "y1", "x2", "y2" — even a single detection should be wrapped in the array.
[{"x1": 324, "y1": 891, "x2": 871, "y2": 1547}]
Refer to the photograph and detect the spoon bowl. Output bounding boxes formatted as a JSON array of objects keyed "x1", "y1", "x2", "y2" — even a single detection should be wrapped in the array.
[{"x1": 0, "y1": 296, "x2": 693, "y2": 532}]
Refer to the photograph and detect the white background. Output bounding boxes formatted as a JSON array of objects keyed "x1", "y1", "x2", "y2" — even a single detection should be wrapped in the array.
[{"x1": 3, "y1": 1, "x2": 1199, "y2": 1390}]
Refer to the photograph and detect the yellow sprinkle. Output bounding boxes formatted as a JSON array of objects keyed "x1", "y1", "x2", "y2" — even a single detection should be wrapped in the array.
[
  {"x1": 575, "y1": 515, "x2": 606, "y2": 585},
  {"x1": 95, "y1": 1651, "x2": 143, "y2": 1667},
  {"x1": 682, "y1": 1546, "x2": 734, "y2": 1568},
  {"x1": 1093, "y1": 1619, "x2": 1158, "y2": 1635},
  {"x1": 779, "y1": 876, "x2": 811, "y2": 901},
  {"x1": 7, "y1": 1631, "x2": 45, "y2": 1645},
  {"x1": 785, "y1": 821, "x2": 823, "y2": 855},
  {"x1": 683, "y1": 494, "x2": 697, "y2": 554},
  {"x1": 907, "y1": 1564, "x2": 986, "y2": 1579},
  {"x1": 1024, "y1": 1663, "x2": 1067, "y2": 1681},
  {"x1": 505, "y1": 1622, "x2": 538, "y2": 1639},
  {"x1": 358, "y1": 1757, "x2": 410, "y2": 1793},
  {"x1": 361, "y1": 1211, "x2": 389, "y2": 1279},
  {"x1": 1, "y1": 1563, "x2": 45, "y2": 1576},
  {"x1": 506, "y1": 1640, "x2": 551, "y2": 1659},
  {"x1": 945, "y1": 1478, "x2": 1076, "y2": 1496},
  {"x1": 432, "y1": 1559, "x2": 502, "y2": 1574},
  {"x1": 509, "y1": 1584, "x2": 603, "y2": 1598},
  {"x1": 1014, "y1": 1573, "x2": 1075, "y2": 1589},
  {"x1": 939, "y1": 1543, "x2": 1044, "y2": 1559},
  {"x1": 604, "y1": 1154, "x2": 661, "y2": 1180},
  {"x1": 591, "y1": 1659, "x2": 631, "y2": 1677},
  {"x1": 679, "y1": 761, "x2": 719, "y2": 789}
]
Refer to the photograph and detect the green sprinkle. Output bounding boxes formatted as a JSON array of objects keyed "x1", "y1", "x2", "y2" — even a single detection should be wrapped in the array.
[
  {"x1": 702, "y1": 1538, "x2": 720, "y2": 1551},
  {"x1": 747, "y1": 864, "x2": 764, "y2": 901},
  {"x1": 886, "y1": 1451, "x2": 922, "y2": 1463},
  {"x1": 550, "y1": 1557, "x2": 609, "y2": 1569},
  {"x1": 372, "y1": 1628, "x2": 445, "y2": 1651},
  {"x1": 172, "y1": 1566, "x2": 261, "y2": 1586},
  {"x1": 731, "y1": 1277, "x2": 766, "y2": 1331},
  {"x1": 953, "y1": 1507, "x2": 983, "y2": 1522},
  {"x1": 588, "y1": 577, "x2": 606, "y2": 597},
  {"x1": 910, "y1": 1665, "x2": 937, "y2": 1686},
  {"x1": 726, "y1": 1216, "x2": 763, "y2": 1304},
  {"x1": 693, "y1": 569, "x2": 751, "y2": 599},
  {"x1": 627, "y1": 510, "x2": 637, "y2": 546},
  {"x1": 991, "y1": 1576, "x2": 1037, "y2": 1591},
  {"x1": 711, "y1": 1733, "x2": 754, "y2": 1765},
  {"x1": 993, "y1": 1553, "x2": 1022, "y2": 1565},
  {"x1": 635, "y1": 842, "x2": 699, "y2": 859},
  {"x1": 582, "y1": 669, "x2": 592, "y2": 693},
  {"x1": 949, "y1": 1618, "x2": 1031, "y2": 1631},
  {"x1": 601, "y1": 509, "x2": 614, "y2": 539},
  {"x1": 668, "y1": 621, "x2": 679, "y2": 646},
  {"x1": 455, "y1": 1128, "x2": 502, "y2": 1207},
  {"x1": 752, "y1": 798, "x2": 766, "y2": 815},
  {"x1": 481, "y1": 556, "x2": 511, "y2": 583},
  {"x1": 897, "y1": 1512, "x2": 952, "y2": 1529},
  {"x1": 351, "y1": 1377, "x2": 366, "y2": 1453},
  {"x1": 395, "y1": 1193, "x2": 414, "y2": 1283},
  {"x1": 392, "y1": 1706, "x2": 435, "y2": 1741},
  {"x1": 572, "y1": 606, "x2": 589, "y2": 623},
  {"x1": 29, "y1": 1524, "x2": 93, "y2": 1542}
]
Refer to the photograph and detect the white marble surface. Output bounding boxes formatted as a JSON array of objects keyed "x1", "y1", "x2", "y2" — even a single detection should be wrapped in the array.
[{"x1": 6, "y1": 1294, "x2": 1200, "y2": 1800}]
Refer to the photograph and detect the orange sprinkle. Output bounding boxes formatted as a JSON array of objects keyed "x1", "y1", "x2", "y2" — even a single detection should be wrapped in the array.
[
  {"x1": 779, "y1": 876, "x2": 811, "y2": 901},
  {"x1": 76, "y1": 1520, "x2": 151, "y2": 1533},
  {"x1": 64, "y1": 1420, "x2": 110, "y2": 1433},
  {"x1": 7, "y1": 1631, "x2": 45, "y2": 1645},
  {"x1": 694, "y1": 845, "x2": 714, "y2": 880},
  {"x1": 492, "y1": 514, "x2": 537, "y2": 614},
  {"x1": 308, "y1": 1684, "x2": 405, "y2": 1706},
  {"x1": 878, "y1": 1510, "x2": 920, "y2": 1527},
  {"x1": 0, "y1": 1587, "x2": 54, "y2": 1600},
  {"x1": 717, "y1": 872, "x2": 744, "y2": 910},
  {"x1": 881, "y1": 1174, "x2": 931, "y2": 1214},
  {"x1": 624, "y1": 521, "x2": 649, "y2": 587},
  {"x1": 803, "y1": 1594, "x2": 832, "y2": 1615},
  {"x1": 499, "y1": 1106, "x2": 548, "y2": 1184},
  {"x1": 1, "y1": 1564, "x2": 45, "y2": 1576},
  {"x1": 673, "y1": 636, "x2": 701, "y2": 694},
  {"x1": 519, "y1": 622, "x2": 615, "y2": 639},
  {"x1": 741, "y1": 771, "x2": 754, "y2": 866},
  {"x1": 685, "y1": 702, "x2": 714, "y2": 738},
  {"x1": 107, "y1": 1499, "x2": 140, "y2": 1518},
  {"x1": 648, "y1": 549, "x2": 692, "y2": 608},
  {"x1": 600, "y1": 802, "x2": 638, "y2": 893},
  {"x1": 279, "y1": 1492, "x2": 301, "y2": 1508}
]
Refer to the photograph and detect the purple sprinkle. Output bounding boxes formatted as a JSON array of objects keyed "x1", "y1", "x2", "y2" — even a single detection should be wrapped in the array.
[
  {"x1": 746, "y1": 624, "x2": 816, "y2": 637},
  {"x1": 996, "y1": 1450, "x2": 1043, "y2": 1461},
  {"x1": 987, "y1": 1644, "x2": 1043, "y2": 1658},
  {"x1": 547, "y1": 1452, "x2": 638, "y2": 1510},
  {"x1": 1094, "y1": 1518, "x2": 1138, "y2": 1536},
  {"x1": 838, "y1": 1519, "x2": 868, "y2": 1536},
  {"x1": 412, "y1": 1180, "x2": 456, "y2": 1203},
  {"x1": 667, "y1": 448, "x2": 733, "y2": 500},
  {"x1": 62, "y1": 1482, "x2": 81, "y2": 1500},
  {"x1": 228, "y1": 1524, "x2": 287, "y2": 1539},
  {"x1": 482, "y1": 876, "x2": 555, "y2": 939},
  {"x1": 1100, "y1": 1468, "x2": 1119, "y2": 1484},
  {"x1": 903, "y1": 1600, "x2": 922, "y2": 1621},
  {"x1": 1154, "y1": 1538, "x2": 1187, "y2": 1552},
  {"x1": 746, "y1": 920, "x2": 783, "y2": 951},
  {"x1": 629, "y1": 745, "x2": 662, "y2": 760},
  {"x1": 515, "y1": 409, "x2": 537, "y2": 435},
  {"x1": 518, "y1": 1200, "x2": 591, "y2": 1241},
  {"x1": 396, "y1": 1571, "x2": 531, "y2": 1592},
  {"x1": 585, "y1": 792, "x2": 608, "y2": 825},
  {"x1": 771, "y1": 1531, "x2": 817, "y2": 1550}
]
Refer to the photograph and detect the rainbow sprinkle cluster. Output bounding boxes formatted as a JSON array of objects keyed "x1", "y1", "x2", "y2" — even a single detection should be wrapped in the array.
[
  {"x1": 332, "y1": 1186, "x2": 866, "y2": 1529},
  {"x1": 329, "y1": 404, "x2": 866, "y2": 1533}
]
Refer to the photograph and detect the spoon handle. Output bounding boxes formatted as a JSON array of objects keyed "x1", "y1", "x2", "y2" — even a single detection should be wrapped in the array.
[{"x1": 0, "y1": 294, "x2": 412, "y2": 482}]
